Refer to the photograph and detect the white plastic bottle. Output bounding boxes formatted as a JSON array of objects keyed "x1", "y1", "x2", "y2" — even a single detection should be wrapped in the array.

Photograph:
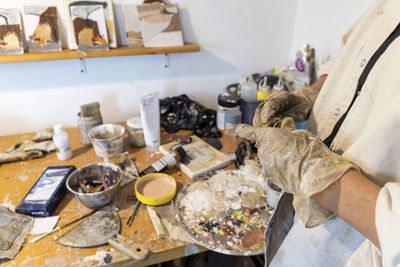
[
  {"x1": 240, "y1": 76, "x2": 257, "y2": 101},
  {"x1": 53, "y1": 124, "x2": 72, "y2": 160}
]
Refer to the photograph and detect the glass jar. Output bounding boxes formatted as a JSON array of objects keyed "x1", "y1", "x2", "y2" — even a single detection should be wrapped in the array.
[
  {"x1": 222, "y1": 109, "x2": 242, "y2": 155},
  {"x1": 127, "y1": 116, "x2": 145, "y2": 148}
]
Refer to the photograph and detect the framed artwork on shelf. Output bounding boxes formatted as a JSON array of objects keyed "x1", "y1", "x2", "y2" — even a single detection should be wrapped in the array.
[
  {"x1": 137, "y1": 3, "x2": 183, "y2": 48},
  {"x1": 63, "y1": 0, "x2": 117, "y2": 50},
  {"x1": 69, "y1": 4, "x2": 109, "y2": 51},
  {"x1": 23, "y1": 6, "x2": 62, "y2": 52},
  {"x1": 122, "y1": 4, "x2": 143, "y2": 48},
  {"x1": 0, "y1": 8, "x2": 24, "y2": 54}
]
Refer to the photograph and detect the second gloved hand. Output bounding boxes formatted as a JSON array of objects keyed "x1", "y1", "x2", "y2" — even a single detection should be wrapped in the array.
[
  {"x1": 253, "y1": 86, "x2": 318, "y2": 127},
  {"x1": 236, "y1": 118, "x2": 359, "y2": 227}
]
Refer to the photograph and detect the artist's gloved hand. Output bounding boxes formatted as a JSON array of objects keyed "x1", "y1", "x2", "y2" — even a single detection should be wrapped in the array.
[
  {"x1": 253, "y1": 86, "x2": 318, "y2": 127},
  {"x1": 235, "y1": 118, "x2": 359, "y2": 227}
]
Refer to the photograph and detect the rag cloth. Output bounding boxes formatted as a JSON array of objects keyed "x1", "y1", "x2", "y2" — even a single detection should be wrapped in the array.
[{"x1": 0, "y1": 128, "x2": 55, "y2": 164}]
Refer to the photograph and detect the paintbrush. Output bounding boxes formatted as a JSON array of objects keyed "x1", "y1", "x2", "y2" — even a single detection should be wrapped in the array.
[
  {"x1": 127, "y1": 201, "x2": 141, "y2": 227},
  {"x1": 30, "y1": 209, "x2": 98, "y2": 243}
]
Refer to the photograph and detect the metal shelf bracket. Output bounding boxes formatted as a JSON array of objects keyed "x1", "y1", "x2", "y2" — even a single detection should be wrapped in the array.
[
  {"x1": 79, "y1": 58, "x2": 87, "y2": 73},
  {"x1": 164, "y1": 53, "x2": 169, "y2": 69}
]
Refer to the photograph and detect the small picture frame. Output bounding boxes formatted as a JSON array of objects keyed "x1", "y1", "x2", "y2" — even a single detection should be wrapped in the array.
[
  {"x1": 122, "y1": 4, "x2": 143, "y2": 48},
  {"x1": 137, "y1": 3, "x2": 183, "y2": 48},
  {"x1": 63, "y1": 0, "x2": 117, "y2": 50},
  {"x1": 69, "y1": 4, "x2": 109, "y2": 51},
  {"x1": 23, "y1": 6, "x2": 62, "y2": 52},
  {"x1": 0, "y1": 8, "x2": 24, "y2": 54}
]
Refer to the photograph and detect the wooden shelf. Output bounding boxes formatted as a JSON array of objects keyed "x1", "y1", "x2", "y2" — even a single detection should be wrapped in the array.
[{"x1": 0, "y1": 43, "x2": 200, "y2": 64}]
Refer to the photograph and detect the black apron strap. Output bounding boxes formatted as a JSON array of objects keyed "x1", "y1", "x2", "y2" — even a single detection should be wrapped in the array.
[{"x1": 324, "y1": 23, "x2": 400, "y2": 147}]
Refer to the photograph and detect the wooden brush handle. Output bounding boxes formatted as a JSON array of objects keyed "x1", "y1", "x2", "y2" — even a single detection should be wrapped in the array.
[{"x1": 108, "y1": 234, "x2": 149, "y2": 260}]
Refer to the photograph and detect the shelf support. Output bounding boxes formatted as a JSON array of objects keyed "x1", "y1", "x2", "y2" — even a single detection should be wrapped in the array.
[
  {"x1": 79, "y1": 58, "x2": 87, "y2": 73},
  {"x1": 164, "y1": 53, "x2": 169, "y2": 69}
]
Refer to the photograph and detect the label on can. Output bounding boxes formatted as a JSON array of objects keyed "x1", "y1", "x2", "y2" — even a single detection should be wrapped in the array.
[{"x1": 217, "y1": 105, "x2": 240, "y2": 131}]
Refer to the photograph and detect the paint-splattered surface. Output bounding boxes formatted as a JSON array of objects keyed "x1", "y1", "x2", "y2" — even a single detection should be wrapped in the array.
[
  {"x1": 0, "y1": 127, "x2": 206, "y2": 266},
  {"x1": 176, "y1": 170, "x2": 274, "y2": 255}
]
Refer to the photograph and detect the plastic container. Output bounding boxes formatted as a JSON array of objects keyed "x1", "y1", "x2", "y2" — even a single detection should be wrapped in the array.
[
  {"x1": 88, "y1": 124, "x2": 125, "y2": 159},
  {"x1": 240, "y1": 99, "x2": 262, "y2": 125},
  {"x1": 256, "y1": 76, "x2": 271, "y2": 101},
  {"x1": 240, "y1": 76, "x2": 257, "y2": 101},
  {"x1": 53, "y1": 124, "x2": 72, "y2": 160},
  {"x1": 217, "y1": 91, "x2": 241, "y2": 131},
  {"x1": 135, "y1": 173, "x2": 177, "y2": 206},
  {"x1": 127, "y1": 116, "x2": 145, "y2": 148},
  {"x1": 273, "y1": 76, "x2": 285, "y2": 92}
]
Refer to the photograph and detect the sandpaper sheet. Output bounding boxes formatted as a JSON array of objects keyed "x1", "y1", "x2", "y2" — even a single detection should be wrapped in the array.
[{"x1": 0, "y1": 206, "x2": 34, "y2": 260}]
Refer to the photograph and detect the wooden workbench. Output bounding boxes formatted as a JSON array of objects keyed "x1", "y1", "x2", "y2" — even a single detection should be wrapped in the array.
[{"x1": 0, "y1": 126, "x2": 209, "y2": 266}]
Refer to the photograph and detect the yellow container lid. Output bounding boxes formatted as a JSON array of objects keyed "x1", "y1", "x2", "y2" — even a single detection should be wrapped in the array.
[{"x1": 135, "y1": 173, "x2": 177, "y2": 206}]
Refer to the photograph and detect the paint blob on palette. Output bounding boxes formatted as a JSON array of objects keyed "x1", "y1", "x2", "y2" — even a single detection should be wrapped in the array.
[
  {"x1": 23, "y1": 6, "x2": 62, "y2": 52},
  {"x1": 69, "y1": 4, "x2": 109, "y2": 51},
  {"x1": 0, "y1": 8, "x2": 23, "y2": 55},
  {"x1": 176, "y1": 170, "x2": 274, "y2": 255}
]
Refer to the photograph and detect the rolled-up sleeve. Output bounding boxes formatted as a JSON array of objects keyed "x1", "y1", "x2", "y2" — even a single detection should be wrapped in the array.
[{"x1": 376, "y1": 183, "x2": 400, "y2": 266}]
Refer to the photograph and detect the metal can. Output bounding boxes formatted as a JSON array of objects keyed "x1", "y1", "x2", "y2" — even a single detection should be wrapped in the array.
[
  {"x1": 127, "y1": 116, "x2": 146, "y2": 148},
  {"x1": 217, "y1": 91, "x2": 241, "y2": 131}
]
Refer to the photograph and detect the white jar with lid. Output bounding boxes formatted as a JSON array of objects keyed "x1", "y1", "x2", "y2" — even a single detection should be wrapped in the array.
[{"x1": 127, "y1": 116, "x2": 146, "y2": 148}]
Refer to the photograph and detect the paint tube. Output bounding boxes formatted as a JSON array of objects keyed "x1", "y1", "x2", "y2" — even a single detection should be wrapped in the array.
[
  {"x1": 139, "y1": 146, "x2": 187, "y2": 176},
  {"x1": 139, "y1": 92, "x2": 160, "y2": 152}
]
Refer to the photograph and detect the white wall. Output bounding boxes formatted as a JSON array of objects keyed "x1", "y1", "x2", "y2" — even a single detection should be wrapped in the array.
[
  {"x1": 0, "y1": 0, "x2": 379, "y2": 136},
  {"x1": 0, "y1": 0, "x2": 298, "y2": 136},
  {"x1": 290, "y1": 0, "x2": 376, "y2": 68}
]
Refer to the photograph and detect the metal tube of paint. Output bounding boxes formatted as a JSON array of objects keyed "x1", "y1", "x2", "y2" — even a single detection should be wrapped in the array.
[
  {"x1": 139, "y1": 92, "x2": 160, "y2": 152},
  {"x1": 139, "y1": 146, "x2": 186, "y2": 176}
]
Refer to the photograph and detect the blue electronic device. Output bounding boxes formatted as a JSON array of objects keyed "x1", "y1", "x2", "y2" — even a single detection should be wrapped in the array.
[{"x1": 16, "y1": 165, "x2": 76, "y2": 217}]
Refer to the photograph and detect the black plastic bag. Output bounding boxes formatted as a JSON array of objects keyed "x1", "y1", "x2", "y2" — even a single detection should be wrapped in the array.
[{"x1": 160, "y1": 94, "x2": 221, "y2": 138}]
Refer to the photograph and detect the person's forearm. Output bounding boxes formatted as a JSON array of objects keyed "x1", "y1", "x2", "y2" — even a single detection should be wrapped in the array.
[
  {"x1": 310, "y1": 74, "x2": 327, "y2": 91},
  {"x1": 313, "y1": 169, "x2": 381, "y2": 248}
]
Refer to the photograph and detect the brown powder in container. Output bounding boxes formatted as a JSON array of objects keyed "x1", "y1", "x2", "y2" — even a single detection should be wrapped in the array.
[{"x1": 137, "y1": 176, "x2": 175, "y2": 198}]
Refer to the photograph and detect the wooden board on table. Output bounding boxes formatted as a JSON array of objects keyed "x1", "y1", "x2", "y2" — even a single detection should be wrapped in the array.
[{"x1": 159, "y1": 135, "x2": 231, "y2": 178}]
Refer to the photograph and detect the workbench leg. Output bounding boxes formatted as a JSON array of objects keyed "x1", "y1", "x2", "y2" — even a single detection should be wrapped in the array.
[{"x1": 186, "y1": 251, "x2": 206, "y2": 267}]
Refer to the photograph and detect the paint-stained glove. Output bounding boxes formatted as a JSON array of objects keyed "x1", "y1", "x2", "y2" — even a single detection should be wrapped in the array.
[
  {"x1": 253, "y1": 86, "x2": 318, "y2": 127},
  {"x1": 0, "y1": 128, "x2": 55, "y2": 164},
  {"x1": 0, "y1": 140, "x2": 55, "y2": 164},
  {"x1": 235, "y1": 118, "x2": 359, "y2": 227}
]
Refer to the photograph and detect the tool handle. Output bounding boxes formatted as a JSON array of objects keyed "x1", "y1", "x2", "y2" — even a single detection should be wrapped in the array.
[
  {"x1": 30, "y1": 227, "x2": 61, "y2": 243},
  {"x1": 30, "y1": 209, "x2": 98, "y2": 243},
  {"x1": 108, "y1": 234, "x2": 149, "y2": 260},
  {"x1": 127, "y1": 201, "x2": 141, "y2": 226}
]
